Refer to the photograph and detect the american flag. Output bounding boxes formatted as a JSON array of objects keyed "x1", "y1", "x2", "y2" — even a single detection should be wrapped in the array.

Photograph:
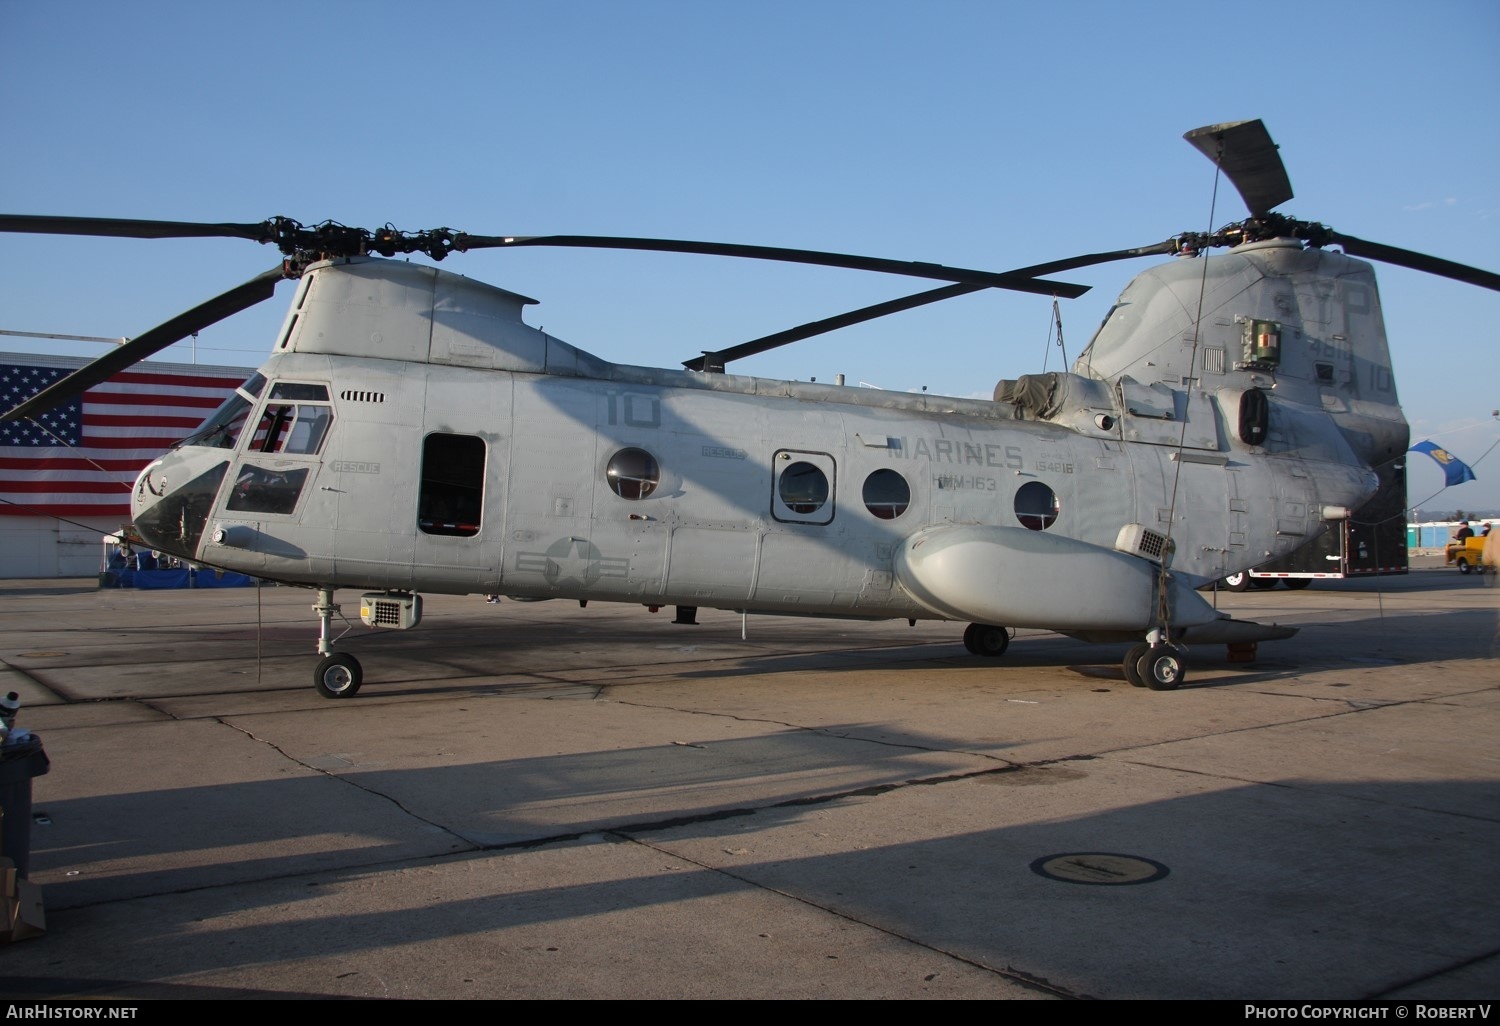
[{"x1": 1, "y1": 356, "x2": 251, "y2": 519}]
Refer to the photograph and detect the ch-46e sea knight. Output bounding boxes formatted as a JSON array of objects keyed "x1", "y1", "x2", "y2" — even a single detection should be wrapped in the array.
[{"x1": 4, "y1": 120, "x2": 1496, "y2": 696}]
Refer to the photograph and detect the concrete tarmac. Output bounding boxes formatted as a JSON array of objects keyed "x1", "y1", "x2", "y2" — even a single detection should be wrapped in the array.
[{"x1": 0, "y1": 565, "x2": 1496, "y2": 1000}]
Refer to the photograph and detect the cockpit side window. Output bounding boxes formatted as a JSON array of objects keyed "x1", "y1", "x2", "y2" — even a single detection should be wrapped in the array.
[
  {"x1": 249, "y1": 383, "x2": 334, "y2": 455},
  {"x1": 269, "y1": 382, "x2": 329, "y2": 402},
  {"x1": 226, "y1": 465, "x2": 310, "y2": 515}
]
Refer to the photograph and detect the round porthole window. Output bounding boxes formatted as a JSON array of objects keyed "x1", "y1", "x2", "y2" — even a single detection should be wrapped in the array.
[
  {"x1": 1015, "y1": 480, "x2": 1059, "y2": 531},
  {"x1": 779, "y1": 461, "x2": 829, "y2": 514},
  {"x1": 862, "y1": 469, "x2": 910, "y2": 520},
  {"x1": 606, "y1": 447, "x2": 659, "y2": 500}
]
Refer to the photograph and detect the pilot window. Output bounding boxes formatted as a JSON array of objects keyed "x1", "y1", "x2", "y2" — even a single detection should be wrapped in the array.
[
  {"x1": 226, "y1": 465, "x2": 311, "y2": 516},
  {"x1": 269, "y1": 382, "x2": 329, "y2": 402},
  {"x1": 419, "y1": 433, "x2": 486, "y2": 537},
  {"x1": 250, "y1": 404, "x2": 332, "y2": 454},
  {"x1": 249, "y1": 384, "x2": 334, "y2": 456},
  {"x1": 177, "y1": 373, "x2": 266, "y2": 450}
]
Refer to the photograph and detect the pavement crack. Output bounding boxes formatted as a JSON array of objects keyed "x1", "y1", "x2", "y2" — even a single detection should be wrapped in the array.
[
  {"x1": 1115, "y1": 759, "x2": 1500, "y2": 824},
  {"x1": 218, "y1": 718, "x2": 480, "y2": 851},
  {"x1": 617, "y1": 833, "x2": 1086, "y2": 999},
  {"x1": 1371, "y1": 944, "x2": 1500, "y2": 998}
]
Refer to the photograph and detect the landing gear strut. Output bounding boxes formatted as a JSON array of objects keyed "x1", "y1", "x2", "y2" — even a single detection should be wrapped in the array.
[{"x1": 312, "y1": 587, "x2": 362, "y2": 698}]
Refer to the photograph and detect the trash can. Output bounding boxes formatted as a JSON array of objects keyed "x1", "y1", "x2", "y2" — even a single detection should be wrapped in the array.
[{"x1": 0, "y1": 736, "x2": 50, "y2": 878}]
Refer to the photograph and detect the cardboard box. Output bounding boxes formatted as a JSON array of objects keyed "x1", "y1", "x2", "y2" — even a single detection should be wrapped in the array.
[
  {"x1": 1, "y1": 854, "x2": 45, "y2": 942},
  {"x1": 6, "y1": 878, "x2": 46, "y2": 942}
]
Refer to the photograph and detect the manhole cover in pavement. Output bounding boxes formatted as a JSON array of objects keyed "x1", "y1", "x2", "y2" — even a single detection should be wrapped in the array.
[{"x1": 1030, "y1": 852, "x2": 1169, "y2": 885}]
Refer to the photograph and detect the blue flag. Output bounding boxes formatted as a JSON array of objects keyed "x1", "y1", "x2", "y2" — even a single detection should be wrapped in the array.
[{"x1": 1410, "y1": 440, "x2": 1477, "y2": 486}]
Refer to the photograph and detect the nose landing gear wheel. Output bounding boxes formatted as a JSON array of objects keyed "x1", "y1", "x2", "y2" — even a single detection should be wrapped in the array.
[
  {"x1": 1137, "y1": 644, "x2": 1186, "y2": 691},
  {"x1": 314, "y1": 653, "x2": 363, "y2": 698},
  {"x1": 1122, "y1": 643, "x2": 1151, "y2": 687},
  {"x1": 963, "y1": 623, "x2": 1010, "y2": 657}
]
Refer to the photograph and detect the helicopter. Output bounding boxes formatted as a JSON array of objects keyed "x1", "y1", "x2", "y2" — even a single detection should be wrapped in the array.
[{"x1": 3, "y1": 120, "x2": 1497, "y2": 697}]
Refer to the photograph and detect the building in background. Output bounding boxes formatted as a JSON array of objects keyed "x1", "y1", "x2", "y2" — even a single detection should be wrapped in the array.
[{"x1": 1, "y1": 353, "x2": 250, "y2": 578}]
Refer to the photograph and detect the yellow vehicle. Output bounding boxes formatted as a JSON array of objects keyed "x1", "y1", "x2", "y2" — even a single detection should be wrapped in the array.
[{"x1": 1445, "y1": 537, "x2": 1490, "y2": 574}]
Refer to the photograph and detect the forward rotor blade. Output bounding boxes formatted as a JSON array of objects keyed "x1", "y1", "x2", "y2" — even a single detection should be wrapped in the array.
[
  {"x1": 1184, "y1": 120, "x2": 1294, "y2": 218},
  {"x1": 1321, "y1": 231, "x2": 1500, "y2": 292},
  {"x1": 685, "y1": 241, "x2": 1178, "y2": 370},
  {"x1": 0, "y1": 213, "x2": 276, "y2": 244},
  {"x1": 457, "y1": 234, "x2": 1090, "y2": 298},
  {"x1": 1, "y1": 267, "x2": 285, "y2": 423}
]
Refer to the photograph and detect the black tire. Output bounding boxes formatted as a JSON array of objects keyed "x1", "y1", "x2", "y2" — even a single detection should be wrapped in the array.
[
  {"x1": 1138, "y1": 644, "x2": 1186, "y2": 691},
  {"x1": 314, "y1": 653, "x2": 363, "y2": 699},
  {"x1": 1284, "y1": 578, "x2": 1312, "y2": 590},
  {"x1": 1250, "y1": 578, "x2": 1279, "y2": 590},
  {"x1": 1456, "y1": 558, "x2": 1471, "y2": 575},
  {"x1": 1122, "y1": 643, "x2": 1150, "y2": 687},
  {"x1": 963, "y1": 623, "x2": 1010, "y2": 657},
  {"x1": 1222, "y1": 571, "x2": 1250, "y2": 592}
]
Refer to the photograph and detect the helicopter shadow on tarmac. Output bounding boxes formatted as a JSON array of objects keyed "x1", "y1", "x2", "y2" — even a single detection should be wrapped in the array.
[
  {"x1": 7, "y1": 768, "x2": 1497, "y2": 1000},
  {"x1": 6, "y1": 573, "x2": 1495, "y2": 998}
]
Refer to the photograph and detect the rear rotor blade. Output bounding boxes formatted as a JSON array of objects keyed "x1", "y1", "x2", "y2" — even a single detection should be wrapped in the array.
[
  {"x1": 1004, "y1": 240, "x2": 1182, "y2": 278},
  {"x1": 685, "y1": 241, "x2": 1177, "y2": 370},
  {"x1": 1, "y1": 266, "x2": 285, "y2": 423},
  {"x1": 0, "y1": 213, "x2": 276, "y2": 244},
  {"x1": 686, "y1": 284, "x2": 976, "y2": 371},
  {"x1": 1321, "y1": 231, "x2": 1500, "y2": 292},
  {"x1": 1184, "y1": 120, "x2": 1294, "y2": 218},
  {"x1": 457, "y1": 234, "x2": 1090, "y2": 298}
]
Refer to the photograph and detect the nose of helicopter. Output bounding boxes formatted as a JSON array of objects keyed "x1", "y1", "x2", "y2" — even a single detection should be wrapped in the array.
[{"x1": 131, "y1": 448, "x2": 232, "y2": 561}]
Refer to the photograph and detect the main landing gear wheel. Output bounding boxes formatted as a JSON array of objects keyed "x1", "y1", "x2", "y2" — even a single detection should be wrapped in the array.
[
  {"x1": 1221, "y1": 571, "x2": 1250, "y2": 592},
  {"x1": 963, "y1": 623, "x2": 1010, "y2": 657},
  {"x1": 1137, "y1": 644, "x2": 1186, "y2": 691},
  {"x1": 314, "y1": 653, "x2": 363, "y2": 699},
  {"x1": 1122, "y1": 643, "x2": 1151, "y2": 687}
]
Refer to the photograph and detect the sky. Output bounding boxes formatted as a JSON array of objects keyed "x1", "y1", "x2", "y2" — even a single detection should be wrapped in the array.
[{"x1": 3, "y1": 0, "x2": 1498, "y2": 511}]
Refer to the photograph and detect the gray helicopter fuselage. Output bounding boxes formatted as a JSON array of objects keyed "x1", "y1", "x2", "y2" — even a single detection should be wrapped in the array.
[{"x1": 130, "y1": 251, "x2": 1387, "y2": 636}]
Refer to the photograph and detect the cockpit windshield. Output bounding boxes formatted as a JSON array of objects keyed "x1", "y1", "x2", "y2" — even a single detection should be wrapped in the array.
[{"x1": 175, "y1": 373, "x2": 267, "y2": 450}]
